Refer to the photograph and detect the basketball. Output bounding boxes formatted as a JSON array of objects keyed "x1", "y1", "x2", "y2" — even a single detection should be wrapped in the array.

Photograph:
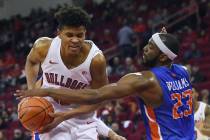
[{"x1": 18, "y1": 97, "x2": 54, "y2": 132}]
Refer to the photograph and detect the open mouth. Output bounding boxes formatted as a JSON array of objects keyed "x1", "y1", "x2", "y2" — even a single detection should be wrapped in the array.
[{"x1": 68, "y1": 45, "x2": 80, "y2": 51}]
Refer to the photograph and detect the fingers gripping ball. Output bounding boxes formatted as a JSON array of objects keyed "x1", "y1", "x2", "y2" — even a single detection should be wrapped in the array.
[{"x1": 18, "y1": 97, "x2": 54, "y2": 132}]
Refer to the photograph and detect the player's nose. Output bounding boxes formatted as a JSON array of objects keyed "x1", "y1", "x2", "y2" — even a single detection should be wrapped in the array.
[
  {"x1": 143, "y1": 45, "x2": 148, "y2": 53},
  {"x1": 71, "y1": 37, "x2": 80, "y2": 43}
]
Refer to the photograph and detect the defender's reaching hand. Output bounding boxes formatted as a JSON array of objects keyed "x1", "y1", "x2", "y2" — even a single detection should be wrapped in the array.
[{"x1": 14, "y1": 89, "x2": 49, "y2": 100}]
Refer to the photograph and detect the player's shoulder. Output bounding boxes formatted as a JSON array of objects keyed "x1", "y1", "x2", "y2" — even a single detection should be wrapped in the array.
[
  {"x1": 181, "y1": 65, "x2": 190, "y2": 73},
  {"x1": 30, "y1": 37, "x2": 53, "y2": 60},
  {"x1": 88, "y1": 40, "x2": 106, "y2": 67},
  {"x1": 92, "y1": 53, "x2": 105, "y2": 63},
  {"x1": 91, "y1": 53, "x2": 106, "y2": 68},
  {"x1": 173, "y1": 64, "x2": 190, "y2": 74},
  {"x1": 34, "y1": 37, "x2": 52, "y2": 49}
]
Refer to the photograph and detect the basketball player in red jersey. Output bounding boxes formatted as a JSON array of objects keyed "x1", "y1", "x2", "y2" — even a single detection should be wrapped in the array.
[{"x1": 23, "y1": 6, "x2": 125, "y2": 140}]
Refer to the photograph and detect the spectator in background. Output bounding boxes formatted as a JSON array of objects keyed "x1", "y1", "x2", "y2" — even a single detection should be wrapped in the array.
[
  {"x1": 17, "y1": 69, "x2": 26, "y2": 86},
  {"x1": 13, "y1": 129, "x2": 28, "y2": 140},
  {"x1": 106, "y1": 64, "x2": 112, "y2": 76},
  {"x1": 183, "y1": 26, "x2": 197, "y2": 42},
  {"x1": 200, "y1": 89, "x2": 210, "y2": 104},
  {"x1": 111, "y1": 57, "x2": 125, "y2": 76},
  {"x1": 101, "y1": 29, "x2": 114, "y2": 46},
  {"x1": 10, "y1": 106, "x2": 18, "y2": 121},
  {"x1": 133, "y1": 17, "x2": 147, "y2": 35},
  {"x1": 88, "y1": 31, "x2": 99, "y2": 45},
  {"x1": 191, "y1": 65, "x2": 206, "y2": 83},
  {"x1": 4, "y1": 53, "x2": 16, "y2": 67},
  {"x1": 197, "y1": 30, "x2": 209, "y2": 46},
  {"x1": 183, "y1": 42, "x2": 202, "y2": 61},
  {"x1": 131, "y1": 33, "x2": 142, "y2": 56},
  {"x1": 124, "y1": 57, "x2": 137, "y2": 74},
  {"x1": 117, "y1": 19, "x2": 134, "y2": 57},
  {"x1": 0, "y1": 59, "x2": 4, "y2": 70},
  {"x1": 0, "y1": 130, "x2": 6, "y2": 140},
  {"x1": 0, "y1": 118, "x2": 7, "y2": 130}
]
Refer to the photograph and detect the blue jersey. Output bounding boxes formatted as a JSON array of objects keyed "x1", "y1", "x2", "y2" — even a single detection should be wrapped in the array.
[{"x1": 137, "y1": 64, "x2": 194, "y2": 140}]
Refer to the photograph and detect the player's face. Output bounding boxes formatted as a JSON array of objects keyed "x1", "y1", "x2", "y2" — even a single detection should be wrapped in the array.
[
  {"x1": 58, "y1": 26, "x2": 86, "y2": 55},
  {"x1": 142, "y1": 39, "x2": 161, "y2": 67}
]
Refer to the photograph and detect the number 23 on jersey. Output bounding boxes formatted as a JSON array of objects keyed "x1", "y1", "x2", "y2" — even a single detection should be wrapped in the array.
[{"x1": 171, "y1": 89, "x2": 193, "y2": 119}]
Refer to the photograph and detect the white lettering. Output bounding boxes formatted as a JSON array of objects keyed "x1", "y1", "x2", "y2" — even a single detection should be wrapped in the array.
[{"x1": 166, "y1": 78, "x2": 190, "y2": 91}]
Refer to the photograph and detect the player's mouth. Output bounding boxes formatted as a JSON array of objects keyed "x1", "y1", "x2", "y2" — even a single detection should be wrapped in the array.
[{"x1": 68, "y1": 45, "x2": 81, "y2": 52}]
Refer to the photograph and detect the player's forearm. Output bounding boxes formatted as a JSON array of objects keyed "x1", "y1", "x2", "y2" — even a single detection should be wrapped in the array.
[
  {"x1": 46, "y1": 83, "x2": 131, "y2": 105},
  {"x1": 46, "y1": 88, "x2": 101, "y2": 104},
  {"x1": 25, "y1": 60, "x2": 40, "y2": 89}
]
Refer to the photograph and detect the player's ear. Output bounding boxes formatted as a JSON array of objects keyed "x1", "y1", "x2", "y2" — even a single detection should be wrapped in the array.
[{"x1": 159, "y1": 53, "x2": 168, "y2": 62}]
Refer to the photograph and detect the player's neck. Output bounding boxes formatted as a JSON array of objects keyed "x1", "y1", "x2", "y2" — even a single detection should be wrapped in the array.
[
  {"x1": 60, "y1": 46, "x2": 84, "y2": 68},
  {"x1": 60, "y1": 43, "x2": 90, "y2": 68},
  {"x1": 155, "y1": 61, "x2": 172, "y2": 68}
]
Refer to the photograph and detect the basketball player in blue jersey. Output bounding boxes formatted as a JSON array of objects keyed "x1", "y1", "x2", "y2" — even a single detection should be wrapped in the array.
[
  {"x1": 21, "y1": 6, "x2": 125, "y2": 140},
  {"x1": 16, "y1": 31, "x2": 195, "y2": 139}
]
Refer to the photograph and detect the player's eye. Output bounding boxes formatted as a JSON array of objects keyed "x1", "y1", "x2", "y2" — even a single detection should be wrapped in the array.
[
  {"x1": 77, "y1": 33, "x2": 84, "y2": 38},
  {"x1": 65, "y1": 33, "x2": 74, "y2": 38}
]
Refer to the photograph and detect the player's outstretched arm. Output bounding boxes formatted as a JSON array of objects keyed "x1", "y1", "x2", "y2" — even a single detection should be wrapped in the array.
[{"x1": 15, "y1": 71, "x2": 155, "y2": 104}]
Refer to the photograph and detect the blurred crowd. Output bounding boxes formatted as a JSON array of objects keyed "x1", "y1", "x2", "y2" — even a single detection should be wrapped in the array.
[{"x1": 0, "y1": 0, "x2": 210, "y2": 139}]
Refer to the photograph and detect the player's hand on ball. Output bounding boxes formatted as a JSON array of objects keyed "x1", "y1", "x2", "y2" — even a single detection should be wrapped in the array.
[
  {"x1": 14, "y1": 89, "x2": 49, "y2": 100},
  {"x1": 38, "y1": 112, "x2": 65, "y2": 133}
]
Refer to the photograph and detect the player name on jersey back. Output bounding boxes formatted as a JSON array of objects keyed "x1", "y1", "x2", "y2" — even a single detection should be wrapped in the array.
[{"x1": 166, "y1": 78, "x2": 190, "y2": 91}]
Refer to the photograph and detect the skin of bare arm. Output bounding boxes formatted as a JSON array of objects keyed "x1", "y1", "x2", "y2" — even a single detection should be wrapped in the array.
[
  {"x1": 35, "y1": 78, "x2": 42, "y2": 88},
  {"x1": 48, "y1": 71, "x2": 156, "y2": 104},
  {"x1": 16, "y1": 71, "x2": 157, "y2": 106},
  {"x1": 26, "y1": 37, "x2": 51, "y2": 89}
]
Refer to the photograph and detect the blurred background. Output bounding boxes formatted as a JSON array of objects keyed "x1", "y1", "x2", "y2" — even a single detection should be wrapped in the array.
[{"x1": 0, "y1": 0, "x2": 210, "y2": 139}]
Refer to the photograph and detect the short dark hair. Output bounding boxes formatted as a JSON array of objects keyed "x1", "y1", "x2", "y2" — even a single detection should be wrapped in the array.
[
  {"x1": 159, "y1": 33, "x2": 180, "y2": 55},
  {"x1": 55, "y1": 6, "x2": 91, "y2": 29}
]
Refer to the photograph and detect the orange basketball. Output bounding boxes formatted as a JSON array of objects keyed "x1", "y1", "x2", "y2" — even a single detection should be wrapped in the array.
[{"x1": 18, "y1": 97, "x2": 54, "y2": 132}]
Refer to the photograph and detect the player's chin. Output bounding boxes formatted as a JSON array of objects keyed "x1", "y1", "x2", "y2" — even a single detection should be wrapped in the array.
[
  {"x1": 68, "y1": 47, "x2": 81, "y2": 55},
  {"x1": 142, "y1": 58, "x2": 147, "y2": 65}
]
